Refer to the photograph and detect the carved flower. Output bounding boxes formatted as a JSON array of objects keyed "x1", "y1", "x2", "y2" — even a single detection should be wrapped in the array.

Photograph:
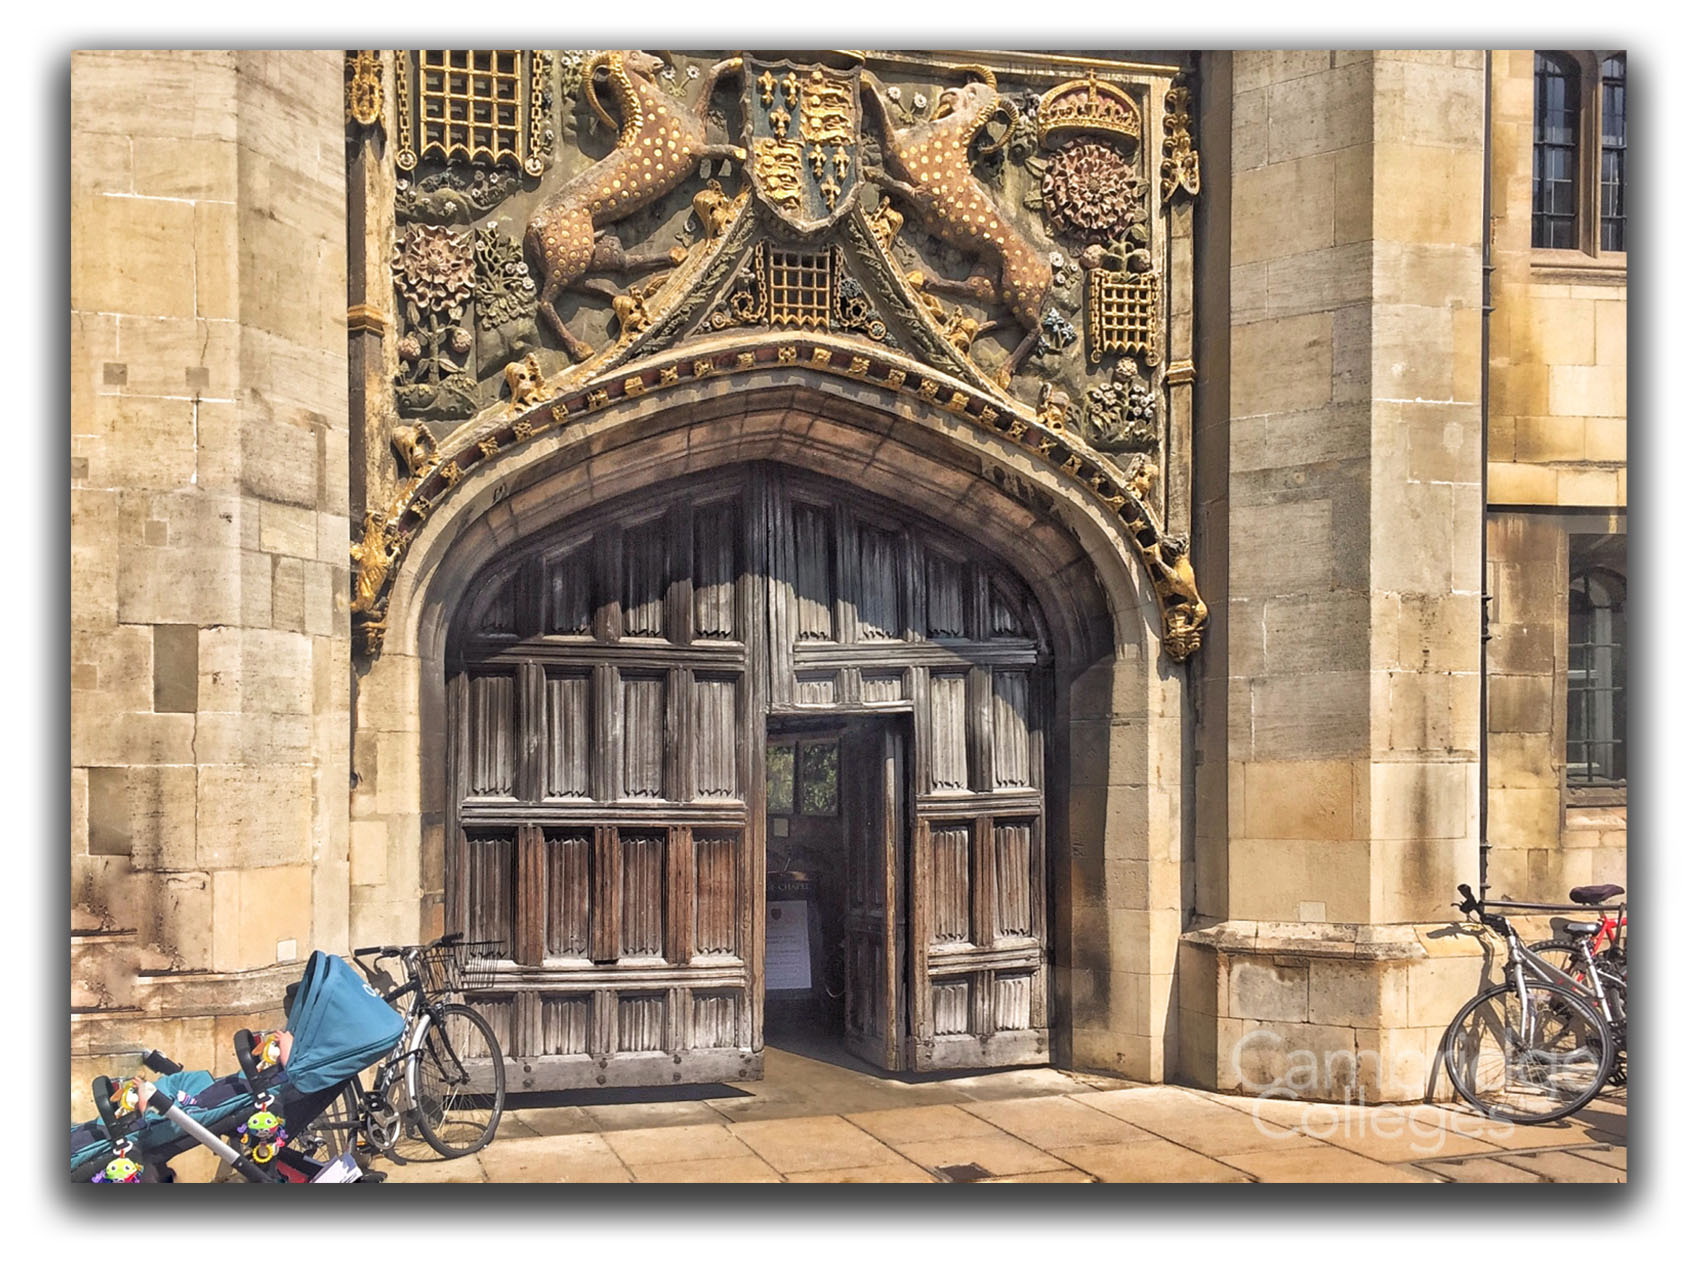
[
  {"x1": 397, "y1": 333, "x2": 422, "y2": 362},
  {"x1": 392, "y1": 223, "x2": 476, "y2": 314},
  {"x1": 913, "y1": 92, "x2": 929, "y2": 113},
  {"x1": 1041, "y1": 138, "x2": 1147, "y2": 245},
  {"x1": 449, "y1": 327, "x2": 473, "y2": 354}
]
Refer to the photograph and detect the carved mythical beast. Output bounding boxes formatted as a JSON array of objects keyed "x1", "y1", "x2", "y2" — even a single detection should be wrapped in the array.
[
  {"x1": 861, "y1": 66, "x2": 1053, "y2": 382},
  {"x1": 525, "y1": 51, "x2": 745, "y2": 360}
]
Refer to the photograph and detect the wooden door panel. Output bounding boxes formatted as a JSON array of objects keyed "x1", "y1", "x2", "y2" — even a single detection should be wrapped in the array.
[{"x1": 842, "y1": 722, "x2": 906, "y2": 1070}]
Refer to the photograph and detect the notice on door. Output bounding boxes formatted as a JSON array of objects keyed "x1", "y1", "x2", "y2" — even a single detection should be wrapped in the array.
[{"x1": 765, "y1": 900, "x2": 812, "y2": 991}]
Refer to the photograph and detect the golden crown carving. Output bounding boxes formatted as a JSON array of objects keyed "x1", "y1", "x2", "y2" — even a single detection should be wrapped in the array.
[{"x1": 1036, "y1": 72, "x2": 1141, "y2": 148}]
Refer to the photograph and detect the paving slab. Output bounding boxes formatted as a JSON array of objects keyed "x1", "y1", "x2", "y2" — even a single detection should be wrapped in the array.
[
  {"x1": 1416, "y1": 1156, "x2": 1544, "y2": 1183},
  {"x1": 961, "y1": 1095, "x2": 1157, "y2": 1149},
  {"x1": 601, "y1": 1122, "x2": 756, "y2": 1167},
  {"x1": 1048, "y1": 1138, "x2": 1252, "y2": 1183},
  {"x1": 1494, "y1": 1148, "x2": 1626, "y2": 1183},
  {"x1": 785, "y1": 1159, "x2": 939, "y2": 1182},
  {"x1": 582, "y1": 1099, "x2": 731, "y2": 1133},
  {"x1": 1212, "y1": 1142, "x2": 1437, "y2": 1183},
  {"x1": 890, "y1": 1132, "x2": 1074, "y2": 1178},
  {"x1": 1077, "y1": 1087, "x2": 1318, "y2": 1154},
  {"x1": 474, "y1": 1131, "x2": 633, "y2": 1183},
  {"x1": 627, "y1": 1154, "x2": 783, "y2": 1183},
  {"x1": 727, "y1": 1115, "x2": 905, "y2": 1173},
  {"x1": 844, "y1": 1104, "x2": 1006, "y2": 1145}
]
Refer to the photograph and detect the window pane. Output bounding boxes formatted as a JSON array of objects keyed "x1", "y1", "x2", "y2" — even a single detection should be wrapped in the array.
[
  {"x1": 1601, "y1": 53, "x2": 1627, "y2": 251},
  {"x1": 797, "y1": 740, "x2": 839, "y2": 816},
  {"x1": 765, "y1": 742, "x2": 795, "y2": 814},
  {"x1": 1565, "y1": 539, "x2": 1627, "y2": 786},
  {"x1": 1533, "y1": 53, "x2": 1580, "y2": 249}
]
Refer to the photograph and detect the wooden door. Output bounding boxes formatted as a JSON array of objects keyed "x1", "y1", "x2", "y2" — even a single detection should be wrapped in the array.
[
  {"x1": 446, "y1": 470, "x2": 766, "y2": 1091},
  {"x1": 766, "y1": 469, "x2": 1051, "y2": 1072},
  {"x1": 841, "y1": 721, "x2": 907, "y2": 1069},
  {"x1": 448, "y1": 462, "x2": 1052, "y2": 1087}
]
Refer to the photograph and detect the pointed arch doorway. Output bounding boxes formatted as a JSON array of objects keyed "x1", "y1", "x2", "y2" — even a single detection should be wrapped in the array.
[{"x1": 446, "y1": 462, "x2": 1052, "y2": 1090}]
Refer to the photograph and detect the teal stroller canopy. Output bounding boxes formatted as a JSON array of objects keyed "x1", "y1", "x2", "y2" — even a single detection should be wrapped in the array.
[{"x1": 282, "y1": 952, "x2": 405, "y2": 1095}]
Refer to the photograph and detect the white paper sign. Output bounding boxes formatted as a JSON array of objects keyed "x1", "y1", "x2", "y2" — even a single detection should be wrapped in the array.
[{"x1": 765, "y1": 900, "x2": 812, "y2": 991}]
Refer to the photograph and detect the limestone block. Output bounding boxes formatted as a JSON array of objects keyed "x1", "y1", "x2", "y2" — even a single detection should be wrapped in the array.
[
  {"x1": 271, "y1": 556, "x2": 306, "y2": 634},
  {"x1": 192, "y1": 710, "x2": 313, "y2": 767},
  {"x1": 1487, "y1": 731, "x2": 1558, "y2": 790},
  {"x1": 1549, "y1": 364, "x2": 1627, "y2": 420},
  {"x1": 71, "y1": 623, "x2": 152, "y2": 715},
  {"x1": 116, "y1": 545, "x2": 242, "y2": 625},
  {"x1": 1371, "y1": 834, "x2": 1478, "y2": 923},
  {"x1": 1251, "y1": 671, "x2": 1370, "y2": 761},
  {"x1": 1404, "y1": 952, "x2": 1489, "y2": 1028},
  {"x1": 1229, "y1": 839, "x2": 1372, "y2": 925},
  {"x1": 1583, "y1": 417, "x2": 1627, "y2": 464},
  {"x1": 1231, "y1": 157, "x2": 1337, "y2": 266},
  {"x1": 1332, "y1": 143, "x2": 1373, "y2": 245},
  {"x1": 153, "y1": 871, "x2": 213, "y2": 971},
  {"x1": 1308, "y1": 956, "x2": 1406, "y2": 1029},
  {"x1": 1369, "y1": 479, "x2": 1460, "y2": 597},
  {"x1": 1267, "y1": 58, "x2": 1372, "y2": 164},
  {"x1": 71, "y1": 191, "x2": 197, "y2": 318},
  {"x1": 129, "y1": 134, "x2": 237, "y2": 201},
  {"x1": 208, "y1": 864, "x2": 312, "y2": 974},
  {"x1": 240, "y1": 407, "x2": 324, "y2": 510},
  {"x1": 195, "y1": 763, "x2": 315, "y2": 869},
  {"x1": 1373, "y1": 143, "x2": 1483, "y2": 248},
  {"x1": 350, "y1": 818, "x2": 390, "y2": 888},
  {"x1": 94, "y1": 394, "x2": 198, "y2": 491},
  {"x1": 1555, "y1": 467, "x2": 1621, "y2": 508},
  {"x1": 71, "y1": 52, "x2": 240, "y2": 142},
  {"x1": 1393, "y1": 401, "x2": 1480, "y2": 487},
  {"x1": 1265, "y1": 243, "x2": 1373, "y2": 322},
  {"x1": 1232, "y1": 311, "x2": 1336, "y2": 415},
  {"x1": 1242, "y1": 759, "x2": 1359, "y2": 842},
  {"x1": 125, "y1": 764, "x2": 198, "y2": 871},
  {"x1": 1368, "y1": 760, "x2": 1471, "y2": 842},
  {"x1": 1228, "y1": 957, "x2": 1308, "y2": 1024},
  {"x1": 1450, "y1": 307, "x2": 1484, "y2": 403},
  {"x1": 1486, "y1": 786, "x2": 1560, "y2": 850},
  {"x1": 257, "y1": 500, "x2": 319, "y2": 560},
  {"x1": 1373, "y1": 239, "x2": 1479, "y2": 312},
  {"x1": 1487, "y1": 672, "x2": 1553, "y2": 734},
  {"x1": 1261, "y1": 591, "x2": 1371, "y2": 675},
  {"x1": 1374, "y1": 57, "x2": 1485, "y2": 150},
  {"x1": 1374, "y1": 670, "x2": 1476, "y2": 755},
  {"x1": 1228, "y1": 497, "x2": 1335, "y2": 596},
  {"x1": 1594, "y1": 297, "x2": 1625, "y2": 367},
  {"x1": 1231, "y1": 85, "x2": 1269, "y2": 172},
  {"x1": 1380, "y1": 593, "x2": 1482, "y2": 675}
]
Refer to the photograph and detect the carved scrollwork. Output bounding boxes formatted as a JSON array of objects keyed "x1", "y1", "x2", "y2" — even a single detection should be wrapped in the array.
[
  {"x1": 1160, "y1": 78, "x2": 1201, "y2": 202},
  {"x1": 346, "y1": 50, "x2": 383, "y2": 128}
]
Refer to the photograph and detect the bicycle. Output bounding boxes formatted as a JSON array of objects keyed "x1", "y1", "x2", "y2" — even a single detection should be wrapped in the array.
[
  {"x1": 1523, "y1": 884, "x2": 1628, "y2": 1086},
  {"x1": 1441, "y1": 884, "x2": 1616, "y2": 1124},
  {"x1": 296, "y1": 934, "x2": 507, "y2": 1164}
]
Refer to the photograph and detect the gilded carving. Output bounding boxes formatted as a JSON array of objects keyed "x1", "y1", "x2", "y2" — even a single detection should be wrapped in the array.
[
  {"x1": 861, "y1": 64, "x2": 1052, "y2": 381},
  {"x1": 351, "y1": 511, "x2": 404, "y2": 651},
  {"x1": 345, "y1": 50, "x2": 383, "y2": 128},
  {"x1": 1136, "y1": 530, "x2": 1207, "y2": 660},
  {"x1": 390, "y1": 422, "x2": 439, "y2": 476},
  {"x1": 525, "y1": 51, "x2": 745, "y2": 360},
  {"x1": 504, "y1": 354, "x2": 549, "y2": 414},
  {"x1": 752, "y1": 138, "x2": 806, "y2": 210},
  {"x1": 393, "y1": 223, "x2": 477, "y2": 420},
  {"x1": 1160, "y1": 79, "x2": 1201, "y2": 202},
  {"x1": 1035, "y1": 73, "x2": 1141, "y2": 148},
  {"x1": 691, "y1": 179, "x2": 739, "y2": 241}
]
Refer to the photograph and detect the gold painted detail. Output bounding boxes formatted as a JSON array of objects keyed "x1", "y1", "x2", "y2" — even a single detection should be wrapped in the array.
[
  {"x1": 800, "y1": 68, "x2": 856, "y2": 145},
  {"x1": 753, "y1": 137, "x2": 806, "y2": 209},
  {"x1": 346, "y1": 50, "x2": 383, "y2": 128},
  {"x1": 1165, "y1": 359, "x2": 1195, "y2": 387},
  {"x1": 394, "y1": 51, "x2": 415, "y2": 170},
  {"x1": 358, "y1": 336, "x2": 1209, "y2": 672},
  {"x1": 347, "y1": 303, "x2": 387, "y2": 336},
  {"x1": 1160, "y1": 79, "x2": 1201, "y2": 202},
  {"x1": 390, "y1": 423, "x2": 439, "y2": 477},
  {"x1": 504, "y1": 354, "x2": 548, "y2": 415},
  {"x1": 1088, "y1": 266, "x2": 1159, "y2": 366},
  {"x1": 1036, "y1": 72, "x2": 1141, "y2": 148},
  {"x1": 414, "y1": 50, "x2": 529, "y2": 169},
  {"x1": 766, "y1": 247, "x2": 834, "y2": 329}
]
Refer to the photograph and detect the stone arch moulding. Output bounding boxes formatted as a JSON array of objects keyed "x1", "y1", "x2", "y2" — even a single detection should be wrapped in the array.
[
  {"x1": 351, "y1": 380, "x2": 1192, "y2": 1083},
  {"x1": 354, "y1": 347, "x2": 1208, "y2": 668}
]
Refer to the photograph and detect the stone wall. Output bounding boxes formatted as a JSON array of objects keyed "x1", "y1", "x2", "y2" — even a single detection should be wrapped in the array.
[
  {"x1": 70, "y1": 51, "x2": 350, "y2": 1098},
  {"x1": 1181, "y1": 51, "x2": 1487, "y2": 1102},
  {"x1": 1481, "y1": 51, "x2": 1628, "y2": 900}
]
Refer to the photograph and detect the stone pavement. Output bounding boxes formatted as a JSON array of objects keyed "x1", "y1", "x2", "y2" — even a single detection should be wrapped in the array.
[{"x1": 370, "y1": 1044, "x2": 1628, "y2": 1184}]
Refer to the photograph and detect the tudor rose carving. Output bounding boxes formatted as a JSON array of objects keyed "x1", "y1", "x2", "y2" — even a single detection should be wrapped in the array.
[{"x1": 524, "y1": 51, "x2": 745, "y2": 360}]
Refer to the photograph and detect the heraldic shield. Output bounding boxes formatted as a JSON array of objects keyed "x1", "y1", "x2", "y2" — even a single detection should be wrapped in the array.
[{"x1": 743, "y1": 59, "x2": 863, "y2": 232}]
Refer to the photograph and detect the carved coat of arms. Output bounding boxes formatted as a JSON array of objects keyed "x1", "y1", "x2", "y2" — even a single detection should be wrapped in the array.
[{"x1": 744, "y1": 59, "x2": 862, "y2": 232}]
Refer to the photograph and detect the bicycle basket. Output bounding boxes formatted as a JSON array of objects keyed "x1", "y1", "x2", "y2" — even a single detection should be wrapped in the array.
[{"x1": 419, "y1": 940, "x2": 503, "y2": 996}]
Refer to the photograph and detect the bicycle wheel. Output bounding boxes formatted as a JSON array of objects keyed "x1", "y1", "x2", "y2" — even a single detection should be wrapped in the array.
[
  {"x1": 1442, "y1": 981, "x2": 1614, "y2": 1124},
  {"x1": 408, "y1": 1003, "x2": 506, "y2": 1159},
  {"x1": 1530, "y1": 937, "x2": 1628, "y2": 986},
  {"x1": 1597, "y1": 969, "x2": 1627, "y2": 1086},
  {"x1": 295, "y1": 1083, "x2": 367, "y2": 1168}
]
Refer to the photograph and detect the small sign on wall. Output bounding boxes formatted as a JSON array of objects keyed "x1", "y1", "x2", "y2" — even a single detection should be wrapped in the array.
[{"x1": 765, "y1": 900, "x2": 813, "y2": 992}]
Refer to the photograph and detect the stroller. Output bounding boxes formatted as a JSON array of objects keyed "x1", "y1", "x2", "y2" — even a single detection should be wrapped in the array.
[{"x1": 71, "y1": 950, "x2": 405, "y2": 1183}]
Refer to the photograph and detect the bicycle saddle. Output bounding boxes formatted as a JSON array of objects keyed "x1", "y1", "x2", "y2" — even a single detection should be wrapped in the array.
[{"x1": 1569, "y1": 884, "x2": 1625, "y2": 905}]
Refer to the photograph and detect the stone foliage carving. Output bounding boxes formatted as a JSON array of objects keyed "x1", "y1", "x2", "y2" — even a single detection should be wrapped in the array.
[
  {"x1": 473, "y1": 228, "x2": 537, "y2": 330},
  {"x1": 393, "y1": 223, "x2": 478, "y2": 419},
  {"x1": 1041, "y1": 138, "x2": 1147, "y2": 245}
]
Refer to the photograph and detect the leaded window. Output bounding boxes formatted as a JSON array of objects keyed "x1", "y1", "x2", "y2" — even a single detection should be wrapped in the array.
[
  {"x1": 1566, "y1": 557, "x2": 1626, "y2": 786},
  {"x1": 1533, "y1": 53, "x2": 1580, "y2": 250}
]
